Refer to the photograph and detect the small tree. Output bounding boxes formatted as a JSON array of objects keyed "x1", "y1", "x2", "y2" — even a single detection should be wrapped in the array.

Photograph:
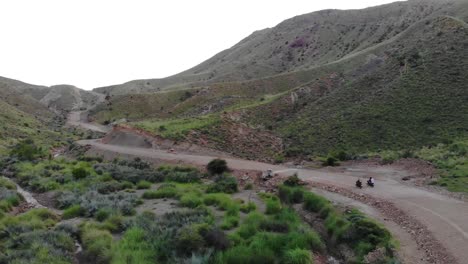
[
  {"x1": 72, "y1": 167, "x2": 88, "y2": 179},
  {"x1": 206, "y1": 159, "x2": 228, "y2": 175},
  {"x1": 322, "y1": 157, "x2": 338, "y2": 167}
]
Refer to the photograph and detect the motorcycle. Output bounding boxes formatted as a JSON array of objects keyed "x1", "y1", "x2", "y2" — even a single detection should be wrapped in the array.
[
  {"x1": 355, "y1": 180, "x2": 362, "y2": 189},
  {"x1": 367, "y1": 180, "x2": 374, "y2": 187}
]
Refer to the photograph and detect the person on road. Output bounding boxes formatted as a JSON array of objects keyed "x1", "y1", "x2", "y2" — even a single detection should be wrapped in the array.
[{"x1": 367, "y1": 177, "x2": 375, "y2": 187}]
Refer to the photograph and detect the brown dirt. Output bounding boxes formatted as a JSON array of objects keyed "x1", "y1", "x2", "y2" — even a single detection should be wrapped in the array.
[{"x1": 186, "y1": 113, "x2": 283, "y2": 163}]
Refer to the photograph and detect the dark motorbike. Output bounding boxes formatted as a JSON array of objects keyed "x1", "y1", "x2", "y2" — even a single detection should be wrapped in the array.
[
  {"x1": 367, "y1": 180, "x2": 374, "y2": 187},
  {"x1": 355, "y1": 180, "x2": 362, "y2": 189}
]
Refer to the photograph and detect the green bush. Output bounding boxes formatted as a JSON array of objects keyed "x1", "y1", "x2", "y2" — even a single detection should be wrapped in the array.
[
  {"x1": 80, "y1": 224, "x2": 113, "y2": 264},
  {"x1": 240, "y1": 202, "x2": 257, "y2": 213},
  {"x1": 221, "y1": 215, "x2": 239, "y2": 230},
  {"x1": 136, "y1": 180, "x2": 151, "y2": 189},
  {"x1": 279, "y1": 185, "x2": 304, "y2": 204},
  {"x1": 203, "y1": 193, "x2": 234, "y2": 210},
  {"x1": 206, "y1": 159, "x2": 229, "y2": 175},
  {"x1": 322, "y1": 157, "x2": 338, "y2": 167},
  {"x1": 207, "y1": 175, "x2": 238, "y2": 194},
  {"x1": 283, "y1": 248, "x2": 313, "y2": 264},
  {"x1": 286, "y1": 229, "x2": 324, "y2": 252},
  {"x1": 284, "y1": 174, "x2": 301, "y2": 187},
  {"x1": 166, "y1": 169, "x2": 201, "y2": 183},
  {"x1": 261, "y1": 194, "x2": 282, "y2": 215},
  {"x1": 72, "y1": 167, "x2": 88, "y2": 179},
  {"x1": 142, "y1": 185, "x2": 178, "y2": 199},
  {"x1": 175, "y1": 225, "x2": 205, "y2": 255},
  {"x1": 215, "y1": 244, "x2": 276, "y2": 264},
  {"x1": 324, "y1": 211, "x2": 350, "y2": 240},
  {"x1": 10, "y1": 139, "x2": 42, "y2": 161},
  {"x1": 112, "y1": 227, "x2": 154, "y2": 264},
  {"x1": 0, "y1": 178, "x2": 16, "y2": 190},
  {"x1": 62, "y1": 205, "x2": 84, "y2": 219},
  {"x1": 180, "y1": 193, "x2": 203, "y2": 208},
  {"x1": 95, "y1": 208, "x2": 111, "y2": 222},
  {"x1": 303, "y1": 192, "x2": 330, "y2": 217},
  {"x1": 274, "y1": 154, "x2": 285, "y2": 164},
  {"x1": 102, "y1": 214, "x2": 125, "y2": 233}
]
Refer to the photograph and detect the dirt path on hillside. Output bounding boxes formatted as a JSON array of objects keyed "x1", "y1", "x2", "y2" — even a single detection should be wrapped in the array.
[
  {"x1": 67, "y1": 111, "x2": 110, "y2": 133},
  {"x1": 76, "y1": 139, "x2": 468, "y2": 264}
]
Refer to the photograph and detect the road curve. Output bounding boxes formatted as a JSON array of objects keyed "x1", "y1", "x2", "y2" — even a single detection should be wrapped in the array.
[
  {"x1": 78, "y1": 139, "x2": 468, "y2": 264},
  {"x1": 67, "y1": 111, "x2": 110, "y2": 133}
]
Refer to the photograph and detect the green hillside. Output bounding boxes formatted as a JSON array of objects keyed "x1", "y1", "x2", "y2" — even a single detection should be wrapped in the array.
[{"x1": 0, "y1": 100, "x2": 62, "y2": 154}]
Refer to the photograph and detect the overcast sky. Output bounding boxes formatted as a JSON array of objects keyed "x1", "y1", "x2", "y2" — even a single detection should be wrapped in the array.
[{"x1": 0, "y1": 0, "x2": 400, "y2": 90}]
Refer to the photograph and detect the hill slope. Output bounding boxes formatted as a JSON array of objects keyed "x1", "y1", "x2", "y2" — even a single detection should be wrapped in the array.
[
  {"x1": 94, "y1": 0, "x2": 467, "y2": 95},
  {"x1": 90, "y1": 12, "x2": 468, "y2": 159},
  {"x1": 0, "y1": 77, "x2": 104, "y2": 153}
]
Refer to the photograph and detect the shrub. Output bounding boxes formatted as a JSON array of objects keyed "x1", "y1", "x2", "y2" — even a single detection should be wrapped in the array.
[
  {"x1": 262, "y1": 195, "x2": 282, "y2": 215},
  {"x1": 0, "y1": 229, "x2": 75, "y2": 263},
  {"x1": 136, "y1": 180, "x2": 151, "y2": 189},
  {"x1": 286, "y1": 228, "x2": 324, "y2": 252},
  {"x1": 324, "y1": 211, "x2": 350, "y2": 240},
  {"x1": 259, "y1": 219, "x2": 289, "y2": 233},
  {"x1": 102, "y1": 214, "x2": 125, "y2": 233},
  {"x1": 142, "y1": 185, "x2": 178, "y2": 199},
  {"x1": 72, "y1": 167, "x2": 88, "y2": 179},
  {"x1": 180, "y1": 193, "x2": 203, "y2": 208},
  {"x1": 175, "y1": 225, "x2": 205, "y2": 255},
  {"x1": 274, "y1": 154, "x2": 285, "y2": 164},
  {"x1": 216, "y1": 244, "x2": 276, "y2": 264},
  {"x1": 279, "y1": 185, "x2": 304, "y2": 204},
  {"x1": 240, "y1": 202, "x2": 257, "y2": 213},
  {"x1": 322, "y1": 157, "x2": 338, "y2": 167},
  {"x1": 203, "y1": 193, "x2": 233, "y2": 209},
  {"x1": 10, "y1": 139, "x2": 42, "y2": 161},
  {"x1": 284, "y1": 174, "x2": 301, "y2": 187},
  {"x1": 166, "y1": 169, "x2": 201, "y2": 183},
  {"x1": 283, "y1": 248, "x2": 313, "y2": 264},
  {"x1": 62, "y1": 205, "x2": 84, "y2": 219},
  {"x1": 221, "y1": 215, "x2": 239, "y2": 230},
  {"x1": 80, "y1": 224, "x2": 113, "y2": 264},
  {"x1": 95, "y1": 208, "x2": 111, "y2": 222},
  {"x1": 57, "y1": 191, "x2": 139, "y2": 217},
  {"x1": 206, "y1": 159, "x2": 228, "y2": 175},
  {"x1": 303, "y1": 192, "x2": 330, "y2": 216},
  {"x1": 0, "y1": 177, "x2": 16, "y2": 190},
  {"x1": 203, "y1": 228, "x2": 230, "y2": 250},
  {"x1": 207, "y1": 175, "x2": 238, "y2": 194},
  {"x1": 112, "y1": 227, "x2": 154, "y2": 264}
]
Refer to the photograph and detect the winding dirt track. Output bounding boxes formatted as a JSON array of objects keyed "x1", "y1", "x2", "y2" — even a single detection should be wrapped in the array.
[
  {"x1": 68, "y1": 112, "x2": 468, "y2": 264},
  {"x1": 72, "y1": 116, "x2": 468, "y2": 264}
]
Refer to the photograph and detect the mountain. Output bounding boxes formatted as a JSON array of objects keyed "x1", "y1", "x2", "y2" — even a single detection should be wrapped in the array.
[
  {"x1": 0, "y1": 77, "x2": 104, "y2": 153},
  {"x1": 93, "y1": 0, "x2": 467, "y2": 95},
  {"x1": 89, "y1": 0, "x2": 468, "y2": 159}
]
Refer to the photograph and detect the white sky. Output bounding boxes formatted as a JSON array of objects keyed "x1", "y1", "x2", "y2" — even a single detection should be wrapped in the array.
[{"x1": 0, "y1": 0, "x2": 400, "y2": 90}]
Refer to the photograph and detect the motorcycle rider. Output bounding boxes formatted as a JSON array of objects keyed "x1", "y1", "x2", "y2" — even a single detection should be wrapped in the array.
[{"x1": 367, "y1": 177, "x2": 375, "y2": 187}]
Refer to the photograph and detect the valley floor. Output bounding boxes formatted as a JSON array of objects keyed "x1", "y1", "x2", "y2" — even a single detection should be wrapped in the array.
[{"x1": 78, "y1": 138, "x2": 468, "y2": 264}]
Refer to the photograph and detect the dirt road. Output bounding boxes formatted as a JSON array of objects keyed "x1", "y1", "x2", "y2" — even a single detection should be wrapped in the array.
[
  {"x1": 77, "y1": 138, "x2": 468, "y2": 264},
  {"x1": 67, "y1": 111, "x2": 110, "y2": 133}
]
